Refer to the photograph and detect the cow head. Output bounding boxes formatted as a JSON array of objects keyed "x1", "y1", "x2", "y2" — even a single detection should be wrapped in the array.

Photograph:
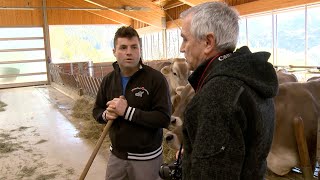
[
  {"x1": 161, "y1": 58, "x2": 190, "y2": 97},
  {"x1": 165, "y1": 125, "x2": 183, "y2": 150},
  {"x1": 276, "y1": 69, "x2": 298, "y2": 84}
]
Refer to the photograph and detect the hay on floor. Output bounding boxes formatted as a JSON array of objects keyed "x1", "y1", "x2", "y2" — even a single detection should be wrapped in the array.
[{"x1": 71, "y1": 97, "x2": 105, "y2": 141}]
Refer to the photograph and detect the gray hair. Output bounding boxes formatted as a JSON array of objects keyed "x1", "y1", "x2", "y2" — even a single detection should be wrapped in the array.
[{"x1": 180, "y1": 2, "x2": 239, "y2": 52}]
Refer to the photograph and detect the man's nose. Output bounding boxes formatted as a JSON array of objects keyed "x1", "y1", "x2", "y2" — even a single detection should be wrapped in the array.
[
  {"x1": 180, "y1": 44, "x2": 185, "y2": 53},
  {"x1": 126, "y1": 47, "x2": 133, "y2": 55}
]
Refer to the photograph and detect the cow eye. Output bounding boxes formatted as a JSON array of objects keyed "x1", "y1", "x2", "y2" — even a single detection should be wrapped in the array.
[{"x1": 173, "y1": 72, "x2": 177, "y2": 76}]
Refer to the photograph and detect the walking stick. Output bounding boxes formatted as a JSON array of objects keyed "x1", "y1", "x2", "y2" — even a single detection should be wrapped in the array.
[{"x1": 79, "y1": 120, "x2": 113, "y2": 180}]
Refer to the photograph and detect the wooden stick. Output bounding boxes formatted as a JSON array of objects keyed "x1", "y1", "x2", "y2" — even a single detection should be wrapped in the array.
[
  {"x1": 317, "y1": 116, "x2": 320, "y2": 180},
  {"x1": 79, "y1": 120, "x2": 113, "y2": 180},
  {"x1": 293, "y1": 116, "x2": 314, "y2": 180}
]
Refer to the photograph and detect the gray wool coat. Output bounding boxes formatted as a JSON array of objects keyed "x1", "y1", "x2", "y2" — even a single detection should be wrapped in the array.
[{"x1": 182, "y1": 46, "x2": 279, "y2": 180}]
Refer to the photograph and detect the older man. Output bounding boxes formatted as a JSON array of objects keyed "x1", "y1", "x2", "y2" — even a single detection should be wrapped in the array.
[{"x1": 179, "y1": 2, "x2": 278, "y2": 180}]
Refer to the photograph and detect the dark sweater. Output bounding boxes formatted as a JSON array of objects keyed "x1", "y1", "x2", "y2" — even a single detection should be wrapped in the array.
[
  {"x1": 182, "y1": 46, "x2": 278, "y2": 180},
  {"x1": 93, "y1": 62, "x2": 171, "y2": 160}
]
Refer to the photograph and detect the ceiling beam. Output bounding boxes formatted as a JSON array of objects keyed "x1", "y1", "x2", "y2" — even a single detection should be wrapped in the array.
[
  {"x1": 235, "y1": 0, "x2": 320, "y2": 15},
  {"x1": 57, "y1": 0, "x2": 132, "y2": 25},
  {"x1": 166, "y1": 0, "x2": 320, "y2": 29},
  {"x1": 163, "y1": 0, "x2": 185, "y2": 10},
  {"x1": 177, "y1": 0, "x2": 222, "y2": 6},
  {"x1": 84, "y1": 0, "x2": 166, "y2": 29}
]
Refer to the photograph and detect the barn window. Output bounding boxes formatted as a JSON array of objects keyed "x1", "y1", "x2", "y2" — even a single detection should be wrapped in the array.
[
  {"x1": 49, "y1": 25, "x2": 120, "y2": 63},
  {"x1": 247, "y1": 14, "x2": 273, "y2": 64},
  {"x1": 307, "y1": 5, "x2": 320, "y2": 66},
  {"x1": 166, "y1": 28, "x2": 184, "y2": 59},
  {"x1": 236, "y1": 4, "x2": 320, "y2": 81},
  {"x1": 140, "y1": 31, "x2": 164, "y2": 60},
  {"x1": 237, "y1": 18, "x2": 247, "y2": 48},
  {"x1": 276, "y1": 7, "x2": 306, "y2": 66}
]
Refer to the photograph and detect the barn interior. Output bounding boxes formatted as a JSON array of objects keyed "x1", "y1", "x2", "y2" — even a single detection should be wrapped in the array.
[{"x1": 0, "y1": 0, "x2": 320, "y2": 179}]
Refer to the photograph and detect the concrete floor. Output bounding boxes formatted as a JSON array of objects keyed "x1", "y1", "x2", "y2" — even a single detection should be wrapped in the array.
[
  {"x1": 0, "y1": 86, "x2": 108, "y2": 180},
  {"x1": 0, "y1": 85, "x2": 312, "y2": 180}
]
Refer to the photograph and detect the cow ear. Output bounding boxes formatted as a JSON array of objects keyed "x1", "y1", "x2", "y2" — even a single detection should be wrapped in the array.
[{"x1": 161, "y1": 66, "x2": 170, "y2": 75}]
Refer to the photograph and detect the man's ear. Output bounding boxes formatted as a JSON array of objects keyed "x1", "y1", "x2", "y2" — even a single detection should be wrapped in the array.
[
  {"x1": 113, "y1": 48, "x2": 116, "y2": 56},
  {"x1": 204, "y1": 33, "x2": 215, "y2": 54}
]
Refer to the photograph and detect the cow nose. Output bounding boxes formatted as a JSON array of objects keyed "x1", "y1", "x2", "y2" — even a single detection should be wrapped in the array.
[
  {"x1": 165, "y1": 134, "x2": 174, "y2": 141},
  {"x1": 171, "y1": 118, "x2": 176, "y2": 124}
]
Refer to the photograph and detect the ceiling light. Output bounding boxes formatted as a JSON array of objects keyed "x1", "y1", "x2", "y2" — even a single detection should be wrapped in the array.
[{"x1": 0, "y1": 7, "x2": 35, "y2": 10}]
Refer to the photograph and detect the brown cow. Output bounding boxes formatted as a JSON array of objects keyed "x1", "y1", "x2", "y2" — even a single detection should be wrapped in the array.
[
  {"x1": 169, "y1": 83, "x2": 194, "y2": 129},
  {"x1": 165, "y1": 125, "x2": 183, "y2": 150},
  {"x1": 276, "y1": 69, "x2": 298, "y2": 84},
  {"x1": 144, "y1": 60, "x2": 171, "y2": 71},
  {"x1": 161, "y1": 58, "x2": 190, "y2": 101},
  {"x1": 165, "y1": 84, "x2": 195, "y2": 150},
  {"x1": 144, "y1": 58, "x2": 190, "y2": 102},
  {"x1": 267, "y1": 79, "x2": 320, "y2": 175}
]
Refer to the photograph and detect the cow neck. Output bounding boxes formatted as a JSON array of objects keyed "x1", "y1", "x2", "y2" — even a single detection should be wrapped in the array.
[{"x1": 196, "y1": 53, "x2": 221, "y2": 92}]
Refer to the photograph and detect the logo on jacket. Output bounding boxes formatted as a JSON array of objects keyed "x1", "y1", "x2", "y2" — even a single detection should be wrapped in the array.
[
  {"x1": 135, "y1": 91, "x2": 144, "y2": 97},
  {"x1": 131, "y1": 87, "x2": 149, "y2": 97}
]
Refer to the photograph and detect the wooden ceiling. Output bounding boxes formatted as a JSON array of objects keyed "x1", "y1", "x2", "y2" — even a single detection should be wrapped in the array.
[{"x1": 0, "y1": 0, "x2": 319, "y2": 30}]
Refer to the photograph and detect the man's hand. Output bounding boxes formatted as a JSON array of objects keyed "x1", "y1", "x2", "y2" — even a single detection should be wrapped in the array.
[
  {"x1": 106, "y1": 96, "x2": 127, "y2": 117},
  {"x1": 105, "y1": 104, "x2": 118, "y2": 121}
]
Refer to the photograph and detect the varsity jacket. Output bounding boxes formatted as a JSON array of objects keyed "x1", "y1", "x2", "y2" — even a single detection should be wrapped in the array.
[
  {"x1": 182, "y1": 46, "x2": 279, "y2": 180},
  {"x1": 93, "y1": 62, "x2": 171, "y2": 160}
]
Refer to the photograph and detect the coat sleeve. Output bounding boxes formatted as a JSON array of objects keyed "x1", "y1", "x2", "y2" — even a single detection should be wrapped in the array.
[{"x1": 92, "y1": 76, "x2": 108, "y2": 124}]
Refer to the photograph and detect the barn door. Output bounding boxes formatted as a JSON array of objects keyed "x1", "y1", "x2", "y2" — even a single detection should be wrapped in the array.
[{"x1": 0, "y1": 27, "x2": 48, "y2": 89}]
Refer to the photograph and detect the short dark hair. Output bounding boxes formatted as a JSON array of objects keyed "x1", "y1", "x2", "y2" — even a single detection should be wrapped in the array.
[{"x1": 113, "y1": 26, "x2": 140, "y2": 48}]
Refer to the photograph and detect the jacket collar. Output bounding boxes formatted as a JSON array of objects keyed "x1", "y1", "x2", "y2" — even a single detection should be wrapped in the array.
[{"x1": 188, "y1": 55, "x2": 224, "y2": 92}]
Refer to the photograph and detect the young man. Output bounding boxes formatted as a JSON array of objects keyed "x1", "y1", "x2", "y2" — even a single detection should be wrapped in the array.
[
  {"x1": 179, "y1": 2, "x2": 278, "y2": 180},
  {"x1": 93, "y1": 26, "x2": 171, "y2": 180}
]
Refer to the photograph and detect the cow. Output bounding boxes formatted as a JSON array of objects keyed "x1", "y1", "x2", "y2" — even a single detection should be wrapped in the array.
[
  {"x1": 144, "y1": 58, "x2": 190, "y2": 103},
  {"x1": 144, "y1": 60, "x2": 172, "y2": 71},
  {"x1": 160, "y1": 58, "x2": 190, "y2": 101},
  {"x1": 165, "y1": 84, "x2": 195, "y2": 150},
  {"x1": 276, "y1": 69, "x2": 298, "y2": 84},
  {"x1": 169, "y1": 83, "x2": 194, "y2": 129},
  {"x1": 267, "y1": 79, "x2": 320, "y2": 176},
  {"x1": 165, "y1": 125, "x2": 183, "y2": 150}
]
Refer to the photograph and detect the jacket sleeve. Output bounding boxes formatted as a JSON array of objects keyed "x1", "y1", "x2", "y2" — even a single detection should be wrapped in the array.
[
  {"x1": 122, "y1": 74, "x2": 171, "y2": 129},
  {"x1": 92, "y1": 76, "x2": 108, "y2": 124}
]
